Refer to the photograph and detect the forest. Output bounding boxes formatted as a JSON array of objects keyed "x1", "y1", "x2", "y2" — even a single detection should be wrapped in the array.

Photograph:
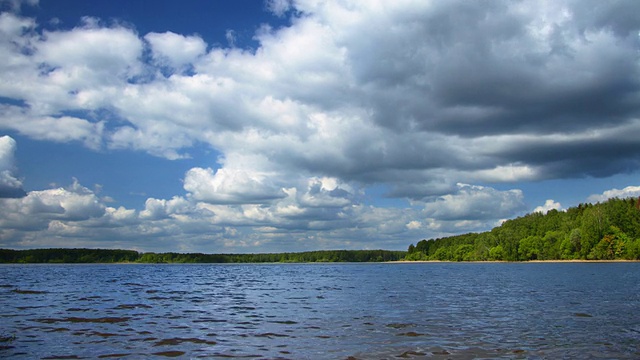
[
  {"x1": 0, "y1": 248, "x2": 406, "y2": 264},
  {"x1": 406, "y1": 197, "x2": 640, "y2": 261}
]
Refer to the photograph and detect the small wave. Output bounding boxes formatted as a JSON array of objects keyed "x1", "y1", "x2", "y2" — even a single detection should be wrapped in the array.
[
  {"x1": 386, "y1": 323, "x2": 416, "y2": 329},
  {"x1": 114, "y1": 304, "x2": 152, "y2": 309},
  {"x1": 35, "y1": 317, "x2": 131, "y2": 324},
  {"x1": 397, "y1": 332, "x2": 424, "y2": 337},
  {"x1": 12, "y1": 289, "x2": 48, "y2": 294},
  {"x1": 97, "y1": 353, "x2": 132, "y2": 358},
  {"x1": 153, "y1": 337, "x2": 216, "y2": 346},
  {"x1": 255, "y1": 332, "x2": 290, "y2": 338},
  {"x1": 151, "y1": 350, "x2": 186, "y2": 357}
]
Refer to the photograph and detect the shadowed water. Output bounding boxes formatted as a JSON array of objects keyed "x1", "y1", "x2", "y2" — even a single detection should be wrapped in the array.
[{"x1": 0, "y1": 262, "x2": 639, "y2": 359}]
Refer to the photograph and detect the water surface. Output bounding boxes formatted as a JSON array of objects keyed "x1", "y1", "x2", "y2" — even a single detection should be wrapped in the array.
[{"x1": 1, "y1": 262, "x2": 639, "y2": 359}]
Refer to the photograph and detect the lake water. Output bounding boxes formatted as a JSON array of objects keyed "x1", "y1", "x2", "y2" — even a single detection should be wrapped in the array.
[{"x1": 0, "y1": 262, "x2": 639, "y2": 359}]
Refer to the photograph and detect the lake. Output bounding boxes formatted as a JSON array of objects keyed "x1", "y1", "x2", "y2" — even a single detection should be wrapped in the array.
[{"x1": 0, "y1": 262, "x2": 639, "y2": 359}]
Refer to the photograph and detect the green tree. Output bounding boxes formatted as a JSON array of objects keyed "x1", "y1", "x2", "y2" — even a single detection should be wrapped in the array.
[
  {"x1": 405, "y1": 251, "x2": 429, "y2": 261},
  {"x1": 580, "y1": 206, "x2": 608, "y2": 258},
  {"x1": 415, "y1": 239, "x2": 431, "y2": 255},
  {"x1": 542, "y1": 231, "x2": 563, "y2": 259},
  {"x1": 518, "y1": 236, "x2": 542, "y2": 260},
  {"x1": 488, "y1": 245, "x2": 505, "y2": 261},
  {"x1": 432, "y1": 247, "x2": 452, "y2": 261},
  {"x1": 453, "y1": 244, "x2": 474, "y2": 261},
  {"x1": 407, "y1": 244, "x2": 415, "y2": 254},
  {"x1": 625, "y1": 238, "x2": 640, "y2": 260}
]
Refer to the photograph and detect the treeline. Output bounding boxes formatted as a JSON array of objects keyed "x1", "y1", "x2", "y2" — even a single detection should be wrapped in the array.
[
  {"x1": 138, "y1": 249, "x2": 405, "y2": 263},
  {"x1": 406, "y1": 197, "x2": 640, "y2": 261},
  {"x1": 0, "y1": 248, "x2": 406, "y2": 264},
  {"x1": 0, "y1": 248, "x2": 140, "y2": 264}
]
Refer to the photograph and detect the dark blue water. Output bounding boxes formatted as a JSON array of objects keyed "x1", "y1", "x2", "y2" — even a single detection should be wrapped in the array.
[{"x1": 0, "y1": 262, "x2": 639, "y2": 359}]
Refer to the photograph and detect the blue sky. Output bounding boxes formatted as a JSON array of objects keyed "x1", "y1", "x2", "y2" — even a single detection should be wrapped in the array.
[{"x1": 0, "y1": 0, "x2": 639, "y2": 253}]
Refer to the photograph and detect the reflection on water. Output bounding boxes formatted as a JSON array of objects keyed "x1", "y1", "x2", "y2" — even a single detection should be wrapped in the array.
[{"x1": 0, "y1": 263, "x2": 639, "y2": 359}]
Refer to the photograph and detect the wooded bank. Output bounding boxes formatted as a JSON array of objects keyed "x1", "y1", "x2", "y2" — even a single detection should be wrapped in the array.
[{"x1": 406, "y1": 197, "x2": 640, "y2": 261}]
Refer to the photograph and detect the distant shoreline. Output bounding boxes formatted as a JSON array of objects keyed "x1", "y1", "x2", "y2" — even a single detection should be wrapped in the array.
[
  {"x1": 392, "y1": 259, "x2": 640, "y2": 263},
  {"x1": 2, "y1": 260, "x2": 639, "y2": 265},
  {"x1": 2, "y1": 248, "x2": 639, "y2": 264}
]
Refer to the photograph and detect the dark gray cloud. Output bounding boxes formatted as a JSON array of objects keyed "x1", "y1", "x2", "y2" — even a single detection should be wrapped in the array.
[
  {"x1": 485, "y1": 121, "x2": 640, "y2": 179},
  {"x1": 327, "y1": 0, "x2": 640, "y2": 184}
]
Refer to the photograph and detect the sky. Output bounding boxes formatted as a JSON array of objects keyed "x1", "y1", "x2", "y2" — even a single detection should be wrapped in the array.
[{"x1": 0, "y1": 0, "x2": 640, "y2": 253}]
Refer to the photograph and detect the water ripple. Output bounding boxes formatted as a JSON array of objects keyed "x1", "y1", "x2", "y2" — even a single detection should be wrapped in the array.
[{"x1": 0, "y1": 263, "x2": 639, "y2": 359}]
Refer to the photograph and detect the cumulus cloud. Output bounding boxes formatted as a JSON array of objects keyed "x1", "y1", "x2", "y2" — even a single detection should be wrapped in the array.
[
  {"x1": 0, "y1": 178, "x2": 222, "y2": 251},
  {"x1": 0, "y1": 179, "x2": 105, "y2": 231},
  {"x1": 0, "y1": 170, "x2": 519, "y2": 252},
  {"x1": 139, "y1": 196, "x2": 192, "y2": 220},
  {"x1": 266, "y1": 0, "x2": 293, "y2": 17},
  {"x1": 37, "y1": 19, "x2": 143, "y2": 82},
  {"x1": 0, "y1": 107, "x2": 105, "y2": 149},
  {"x1": 145, "y1": 32, "x2": 207, "y2": 70},
  {"x1": 533, "y1": 199, "x2": 563, "y2": 214},
  {"x1": 2, "y1": 1, "x2": 639, "y2": 187},
  {"x1": 184, "y1": 167, "x2": 286, "y2": 204},
  {"x1": 0, "y1": 135, "x2": 25, "y2": 198},
  {"x1": 588, "y1": 186, "x2": 640, "y2": 203},
  {"x1": 299, "y1": 177, "x2": 355, "y2": 208},
  {"x1": 0, "y1": 1, "x2": 639, "y2": 251},
  {"x1": 422, "y1": 183, "x2": 526, "y2": 221}
]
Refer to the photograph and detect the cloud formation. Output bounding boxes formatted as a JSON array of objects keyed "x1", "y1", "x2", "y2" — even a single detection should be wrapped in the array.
[
  {"x1": 2, "y1": 1, "x2": 639, "y2": 185},
  {"x1": 588, "y1": 186, "x2": 640, "y2": 203},
  {"x1": 533, "y1": 199, "x2": 563, "y2": 214},
  {"x1": 0, "y1": 1, "x2": 639, "y2": 251},
  {"x1": 0, "y1": 136, "x2": 25, "y2": 198},
  {"x1": 145, "y1": 32, "x2": 207, "y2": 70},
  {"x1": 184, "y1": 167, "x2": 286, "y2": 205},
  {"x1": 422, "y1": 183, "x2": 526, "y2": 221}
]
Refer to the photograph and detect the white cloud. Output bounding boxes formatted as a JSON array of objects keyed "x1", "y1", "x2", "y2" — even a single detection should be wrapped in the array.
[
  {"x1": 423, "y1": 183, "x2": 526, "y2": 221},
  {"x1": 140, "y1": 196, "x2": 191, "y2": 220},
  {"x1": 0, "y1": 107, "x2": 104, "y2": 148},
  {"x1": 473, "y1": 164, "x2": 539, "y2": 183},
  {"x1": 406, "y1": 220, "x2": 421, "y2": 230},
  {"x1": 349, "y1": 205, "x2": 421, "y2": 237},
  {"x1": 0, "y1": 136, "x2": 17, "y2": 171},
  {"x1": 0, "y1": 178, "x2": 223, "y2": 251},
  {"x1": 533, "y1": 199, "x2": 562, "y2": 214},
  {"x1": 266, "y1": 0, "x2": 293, "y2": 17},
  {"x1": 107, "y1": 125, "x2": 192, "y2": 160},
  {"x1": 145, "y1": 32, "x2": 207, "y2": 69},
  {"x1": 588, "y1": 186, "x2": 640, "y2": 203},
  {"x1": 104, "y1": 206, "x2": 137, "y2": 223},
  {"x1": 0, "y1": 11, "x2": 34, "y2": 39},
  {"x1": 225, "y1": 29, "x2": 236, "y2": 47},
  {"x1": 37, "y1": 20, "x2": 143, "y2": 89},
  {"x1": 0, "y1": 173, "x2": 518, "y2": 252},
  {"x1": 184, "y1": 167, "x2": 286, "y2": 204},
  {"x1": 0, "y1": 179, "x2": 105, "y2": 231},
  {"x1": 0, "y1": 135, "x2": 24, "y2": 197}
]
